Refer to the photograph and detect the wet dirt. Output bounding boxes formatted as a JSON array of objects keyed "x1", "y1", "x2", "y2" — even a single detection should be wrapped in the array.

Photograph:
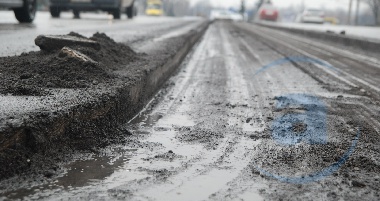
[
  {"x1": 1, "y1": 20, "x2": 380, "y2": 200},
  {"x1": 0, "y1": 18, "x2": 209, "y2": 183},
  {"x1": 0, "y1": 32, "x2": 140, "y2": 96},
  {"x1": 234, "y1": 21, "x2": 380, "y2": 200}
]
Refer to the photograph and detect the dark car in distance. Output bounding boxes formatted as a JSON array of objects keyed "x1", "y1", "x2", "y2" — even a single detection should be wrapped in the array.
[
  {"x1": 0, "y1": 0, "x2": 37, "y2": 23},
  {"x1": 49, "y1": 0, "x2": 135, "y2": 19}
]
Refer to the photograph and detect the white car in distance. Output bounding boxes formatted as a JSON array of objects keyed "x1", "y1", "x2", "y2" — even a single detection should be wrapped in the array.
[
  {"x1": 298, "y1": 8, "x2": 324, "y2": 24},
  {"x1": 210, "y1": 10, "x2": 243, "y2": 21}
]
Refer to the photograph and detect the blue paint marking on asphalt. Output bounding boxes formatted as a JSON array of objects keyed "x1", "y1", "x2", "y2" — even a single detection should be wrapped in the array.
[
  {"x1": 255, "y1": 129, "x2": 360, "y2": 184},
  {"x1": 271, "y1": 94, "x2": 327, "y2": 146},
  {"x1": 252, "y1": 56, "x2": 360, "y2": 184}
]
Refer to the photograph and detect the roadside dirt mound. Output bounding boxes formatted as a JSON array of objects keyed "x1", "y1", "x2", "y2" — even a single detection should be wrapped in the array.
[{"x1": 0, "y1": 32, "x2": 140, "y2": 96}]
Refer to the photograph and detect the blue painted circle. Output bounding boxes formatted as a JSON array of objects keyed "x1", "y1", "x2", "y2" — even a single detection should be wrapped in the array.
[{"x1": 252, "y1": 56, "x2": 360, "y2": 184}]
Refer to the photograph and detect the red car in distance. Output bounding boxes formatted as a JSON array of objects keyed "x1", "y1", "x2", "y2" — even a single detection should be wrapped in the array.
[{"x1": 259, "y1": 4, "x2": 278, "y2": 21}]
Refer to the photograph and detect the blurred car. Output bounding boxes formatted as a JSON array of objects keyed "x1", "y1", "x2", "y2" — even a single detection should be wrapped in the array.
[
  {"x1": 210, "y1": 10, "x2": 232, "y2": 21},
  {"x1": 298, "y1": 8, "x2": 324, "y2": 24},
  {"x1": 258, "y1": 4, "x2": 278, "y2": 21},
  {"x1": 210, "y1": 10, "x2": 243, "y2": 21},
  {"x1": 230, "y1": 12, "x2": 244, "y2": 21},
  {"x1": 49, "y1": 0, "x2": 135, "y2": 19},
  {"x1": 0, "y1": 0, "x2": 37, "y2": 23},
  {"x1": 145, "y1": 0, "x2": 163, "y2": 16}
]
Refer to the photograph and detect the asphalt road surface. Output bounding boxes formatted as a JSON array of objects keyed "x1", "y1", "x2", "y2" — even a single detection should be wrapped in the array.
[
  {"x1": 260, "y1": 21, "x2": 380, "y2": 41},
  {"x1": 0, "y1": 11, "x2": 200, "y2": 56},
  {"x1": 1, "y1": 11, "x2": 380, "y2": 201}
]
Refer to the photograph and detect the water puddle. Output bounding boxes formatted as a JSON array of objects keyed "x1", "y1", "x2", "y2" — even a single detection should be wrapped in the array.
[
  {"x1": 56, "y1": 150, "x2": 133, "y2": 189},
  {"x1": 2, "y1": 148, "x2": 135, "y2": 200},
  {"x1": 130, "y1": 112, "x2": 164, "y2": 127}
]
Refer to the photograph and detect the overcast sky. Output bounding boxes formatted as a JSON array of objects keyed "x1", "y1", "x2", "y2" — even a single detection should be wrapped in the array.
[{"x1": 191, "y1": 0, "x2": 352, "y2": 10}]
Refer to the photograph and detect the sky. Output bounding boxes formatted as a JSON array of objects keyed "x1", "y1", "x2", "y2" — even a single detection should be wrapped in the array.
[{"x1": 191, "y1": 0, "x2": 352, "y2": 10}]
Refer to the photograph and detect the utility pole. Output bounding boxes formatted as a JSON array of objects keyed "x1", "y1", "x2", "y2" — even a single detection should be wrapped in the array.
[
  {"x1": 257, "y1": 0, "x2": 264, "y2": 10},
  {"x1": 300, "y1": 0, "x2": 305, "y2": 12},
  {"x1": 347, "y1": 0, "x2": 353, "y2": 25},
  {"x1": 355, "y1": 0, "x2": 360, "y2": 25},
  {"x1": 240, "y1": 0, "x2": 246, "y2": 20}
]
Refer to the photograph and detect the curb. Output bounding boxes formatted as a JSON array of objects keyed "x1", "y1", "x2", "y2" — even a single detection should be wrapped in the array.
[
  {"x1": 0, "y1": 22, "x2": 209, "y2": 180},
  {"x1": 255, "y1": 22, "x2": 380, "y2": 54}
]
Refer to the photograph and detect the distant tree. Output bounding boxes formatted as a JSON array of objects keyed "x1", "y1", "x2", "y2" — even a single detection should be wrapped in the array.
[{"x1": 366, "y1": 0, "x2": 380, "y2": 25}]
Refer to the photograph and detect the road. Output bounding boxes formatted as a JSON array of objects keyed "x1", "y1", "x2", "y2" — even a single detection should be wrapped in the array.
[
  {"x1": 0, "y1": 11, "x2": 200, "y2": 56},
  {"x1": 1, "y1": 11, "x2": 380, "y2": 201},
  {"x1": 260, "y1": 21, "x2": 380, "y2": 41}
]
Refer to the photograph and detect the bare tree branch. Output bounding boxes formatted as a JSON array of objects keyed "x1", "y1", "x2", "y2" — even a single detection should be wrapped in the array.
[{"x1": 366, "y1": 0, "x2": 380, "y2": 25}]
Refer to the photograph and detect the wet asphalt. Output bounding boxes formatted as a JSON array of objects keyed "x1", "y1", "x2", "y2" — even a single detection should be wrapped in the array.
[
  {"x1": 0, "y1": 11, "x2": 200, "y2": 56},
  {"x1": 258, "y1": 21, "x2": 380, "y2": 41},
  {"x1": 0, "y1": 11, "x2": 380, "y2": 201}
]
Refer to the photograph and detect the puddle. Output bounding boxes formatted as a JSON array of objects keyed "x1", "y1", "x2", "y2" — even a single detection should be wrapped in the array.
[
  {"x1": 159, "y1": 114, "x2": 195, "y2": 127},
  {"x1": 130, "y1": 112, "x2": 164, "y2": 127},
  {"x1": 56, "y1": 154, "x2": 129, "y2": 189},
  {"x1": 2, "y1": 149, "x2": 135, "y2": 200}
]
